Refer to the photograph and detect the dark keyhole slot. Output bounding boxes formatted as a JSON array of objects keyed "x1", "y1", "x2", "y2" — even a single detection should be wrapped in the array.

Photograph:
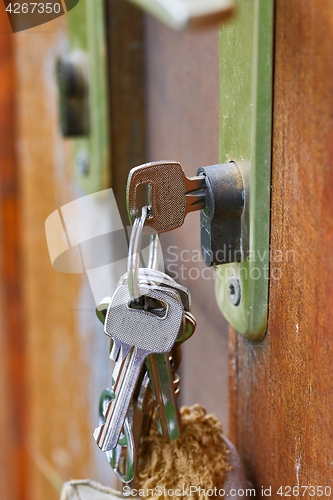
[
  {"x1": 136, "y1": 183, "x2": 153, "y2": 217},
  {"x1": 229, "y1": 284, "x2": 235, "y2": 296},
  {"x1": 128, "y1": 296, "x2": 167, "y2": 319}
]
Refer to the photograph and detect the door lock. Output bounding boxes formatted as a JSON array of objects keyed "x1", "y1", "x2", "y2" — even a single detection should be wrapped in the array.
[
  {"x1": 127, "y1": 160, "x2": 244, "y2": 268},
  {"x1": 56, "y1": 51, "x2": 90, "y2": 137},
  {"x1": 56, "y1": 0, "x2": 110, "y2": 194}
]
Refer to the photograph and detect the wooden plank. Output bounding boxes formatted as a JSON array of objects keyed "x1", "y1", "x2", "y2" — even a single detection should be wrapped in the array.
[
  {"x1": 105, "y1": 0, "x2": 146, "y2": 224},
  {"x1": 0, "y1": 8, "x2": 27, "y2": 500},
  {"x1": 13, "y1": 16, "x2": 112, "y2": 499},
  {"x1": 229, "y1": 0, "x2": 333, "y2": 492}
]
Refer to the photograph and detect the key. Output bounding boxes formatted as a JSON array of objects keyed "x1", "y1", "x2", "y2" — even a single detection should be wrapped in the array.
[
  {"x1": 123, "y1": 270, "x2": 194, "y2": 439},
  {"x1": 126, "y1": 161, "x2": 206, "y2": 233},
  {"x1": 136, "y1": 369, "x2": 155, "y2": 414},
  {"x1": 98, "y1": 270, "x2": 196, "y2": 362},
  {"x1": 126, "y1": 277, "x2": 186, "y2": 441},
  {"x1": 95, "y1": 271, "x2": 196, "y2": 440},
  {"x1": 144, "y1": 351, "x2": 181, "y2": 440},
  {"x1": 96, "y1": 290, "x2": 195, "y2": 348},
  {"x1": 93, "y1": 283, "x2": 183, "y2": 451},
  {"x1": 101, "y1": 268, "x2": 194, "y2": 344}
]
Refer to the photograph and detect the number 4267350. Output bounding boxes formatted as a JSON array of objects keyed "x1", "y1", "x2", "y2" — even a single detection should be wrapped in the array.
[{"x1": 6, "y1": 3, "x2": 62, "y2": 14}]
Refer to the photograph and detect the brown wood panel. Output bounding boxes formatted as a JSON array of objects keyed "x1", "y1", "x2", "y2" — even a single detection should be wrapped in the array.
[
  {"x1": 0, "y1": 6, "x2": 27, "y2": 500},
  {"x1": 106, "y1": 0, "x2": 146, "y2": 224},
  {"x1": 229, "y1": 0, "x2": 333, "y2": 494},
  {"x1": 14, "y1": 18, "x2": 89, "y2": 500}
]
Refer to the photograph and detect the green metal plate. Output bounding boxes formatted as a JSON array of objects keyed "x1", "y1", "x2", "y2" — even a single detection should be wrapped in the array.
[
  {"x1": 67, "y1": 0, "x2": 110, "y2": 193},
  {"x1": 216, "y1": 0, "x2": 274, "y2": 340}
]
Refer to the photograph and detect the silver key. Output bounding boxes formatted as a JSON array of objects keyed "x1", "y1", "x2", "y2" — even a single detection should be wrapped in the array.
[
  {"x1": 139, "y1": 272, "x2": 191, "y2": 438},
  {"x1": 127, "y1": 161, "x2": 206, "y2": 233},
  {"x1": 96, "y1": 272, "x2": 196, "y2": 440},
  {"x1": 121, "y1": 269, "x2": 196, "y2": 439},
  {"x1": 93, "y1": 283, "x2": 183, "y2": 451},
  {"x1": 117, "y1": 269, "x2": 189, "y2": 439}
]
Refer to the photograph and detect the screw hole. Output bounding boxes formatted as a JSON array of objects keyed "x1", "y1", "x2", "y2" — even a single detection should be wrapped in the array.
[{"x1": 227, "y1": 277, "x2": 241, "y2": 306}]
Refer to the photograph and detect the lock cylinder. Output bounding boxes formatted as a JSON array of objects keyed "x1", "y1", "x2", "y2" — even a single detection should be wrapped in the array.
[{"x1": 197, "y1": 162, "x2": 244, "y2": 267}]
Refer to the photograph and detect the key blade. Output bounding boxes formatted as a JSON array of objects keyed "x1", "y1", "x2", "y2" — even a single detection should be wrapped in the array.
[
  {"x1": 94, "y1": 347, "x2": 146, "y2": 451},
  {"x1": 184, "y1": 175, "x2": 206, "y2": 213},
  {"x1": 111, "y1": 343, "x2": 133, "y2": 387},
  {"x1": 185, "y1": 187, "x2": 206, "y2": 214},
  {"x1": 146, "y1": 353, "x2": 181, "y2": 441},
  {"x1": 183, "y1": 174, "x2": 206, "y2": 193},
  {"x1": 110, "y1": 338, "x2": 131, "y2": 363}
]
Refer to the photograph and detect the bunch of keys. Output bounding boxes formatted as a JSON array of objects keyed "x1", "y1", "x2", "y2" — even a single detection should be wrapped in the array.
[{"x1": 93, "y1": 185, "x2": 198, "y2": 483}]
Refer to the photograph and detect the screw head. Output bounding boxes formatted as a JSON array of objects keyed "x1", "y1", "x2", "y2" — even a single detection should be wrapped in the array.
[{"x1": 227, "y1": 276, "x2": 241, "y2": 306}]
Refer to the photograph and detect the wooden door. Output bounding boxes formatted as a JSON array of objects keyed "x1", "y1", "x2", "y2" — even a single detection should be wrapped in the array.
[
  {"x1": 229, "y1": 0, "x2": 333, "y2": 495},
  {"x1": 2, "y1": 1, "x2": 333, "y2": 499}
]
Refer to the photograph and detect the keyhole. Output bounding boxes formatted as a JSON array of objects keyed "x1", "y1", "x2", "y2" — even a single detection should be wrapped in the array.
[{"x1": 136, "y1": 182, "x2": 153, "y2": 216}]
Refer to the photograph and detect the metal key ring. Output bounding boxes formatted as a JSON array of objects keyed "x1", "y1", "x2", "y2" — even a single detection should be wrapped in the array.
[
  {"x1": 148, "y1": 231, "x2": 160, "y2": 271},
  {"x1": 127, "y1": 206, "x2": 159, "y2": 300}
]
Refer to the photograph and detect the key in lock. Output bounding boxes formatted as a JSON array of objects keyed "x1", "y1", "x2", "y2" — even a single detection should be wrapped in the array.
[{"x1": 126, "y1": 161, "x2": 245, "y2": 266}]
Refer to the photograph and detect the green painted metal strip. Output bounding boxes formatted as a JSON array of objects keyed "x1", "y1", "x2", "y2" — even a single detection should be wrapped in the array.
[
  {"x1": 216, "y1": 0, "x2": 274, "y2": 340},
  {"x1": 67, "y1": 0, "x2": 110, "y2": 194}
]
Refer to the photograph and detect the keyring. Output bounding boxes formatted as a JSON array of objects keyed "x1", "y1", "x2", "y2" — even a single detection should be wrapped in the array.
[
  {"x1": 127, "y1": 206, "x2": 160, "y2": 300},
  {"x1": 148, "y1": 232, "x2": 160, "y2": 271}
]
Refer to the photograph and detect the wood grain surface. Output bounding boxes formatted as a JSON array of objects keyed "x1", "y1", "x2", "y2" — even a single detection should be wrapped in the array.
[
  {"x1": 13, "y1": 12, "x2": 113, "y2": 500},
  {"x1": 229, "y1": 0, "x2": 333, "y2": 494},
  {"x1": 15, "y1": 17, "x2": 90, "y2": 500}
]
